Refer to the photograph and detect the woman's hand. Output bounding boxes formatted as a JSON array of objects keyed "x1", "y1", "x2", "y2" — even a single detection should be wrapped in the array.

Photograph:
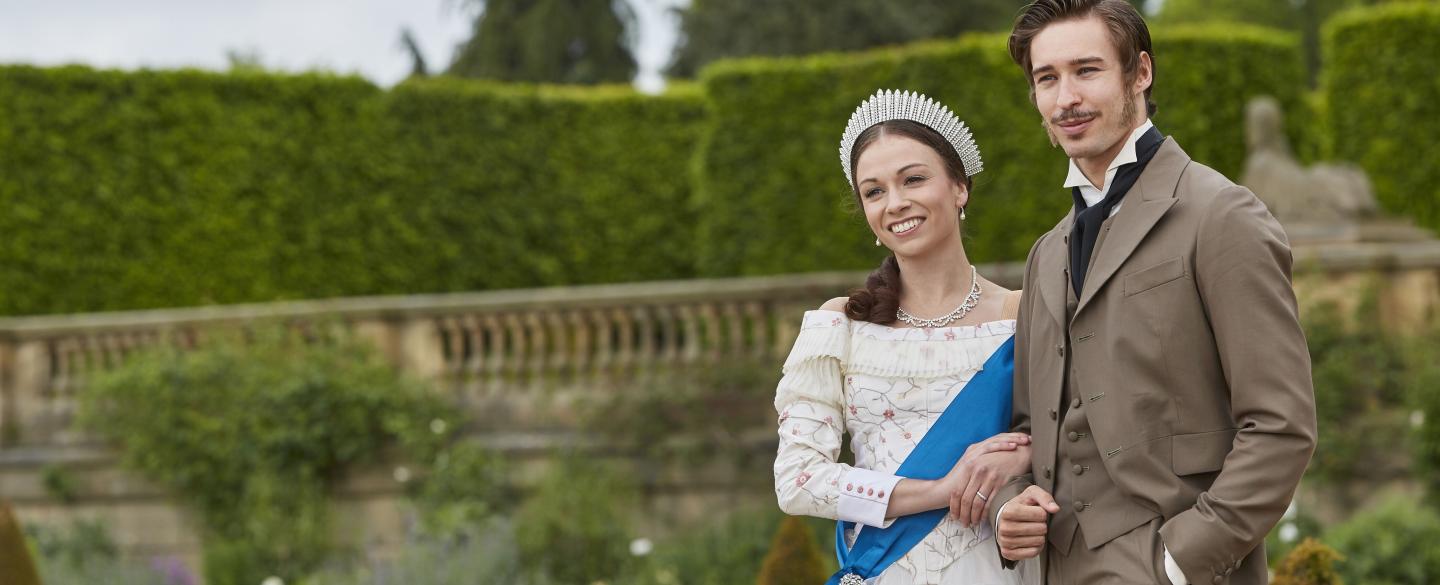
[{"x1": 942, "y1": 432, "x2": 1032, "y2": 527}]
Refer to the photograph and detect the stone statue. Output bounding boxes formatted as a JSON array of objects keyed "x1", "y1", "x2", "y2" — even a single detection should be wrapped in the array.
[{"x1": 1241, "y1": 96, "x2": 1380, "y2": 224}]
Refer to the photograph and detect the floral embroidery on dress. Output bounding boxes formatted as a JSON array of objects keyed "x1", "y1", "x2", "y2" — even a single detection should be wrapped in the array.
[{"x1": 773, "y1": 309, "x2": 1019, "y2": 585}]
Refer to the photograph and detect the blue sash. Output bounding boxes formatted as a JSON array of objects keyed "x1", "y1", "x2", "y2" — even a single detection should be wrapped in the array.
[{"x1": 826, "y1": 336, "x2": 1014, "y2": 585}]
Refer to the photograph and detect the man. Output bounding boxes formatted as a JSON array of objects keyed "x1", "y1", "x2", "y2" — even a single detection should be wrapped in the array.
[{"x1": 982, "y1": 1, "x2": 1318, "y2": 583}]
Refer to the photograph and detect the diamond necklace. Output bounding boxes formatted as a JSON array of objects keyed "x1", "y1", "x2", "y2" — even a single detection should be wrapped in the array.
[{"x1": 895, "y1": 265, "x2": 982, "y2": 328}]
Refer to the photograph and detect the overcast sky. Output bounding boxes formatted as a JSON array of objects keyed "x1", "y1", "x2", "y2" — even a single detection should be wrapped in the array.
[{"x1": 0, "y1": 0, "x2": 685, "y2": 91}]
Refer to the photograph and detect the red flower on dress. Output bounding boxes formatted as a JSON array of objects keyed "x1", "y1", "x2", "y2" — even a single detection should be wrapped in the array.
[
  {"x1": 944, "y1": 330, "x2": 957, "y2": 341},
  {"x1": 823, "y1": 416, "x2": 834, "y2": 425},
  {"x1": 796, "y1": 471, "x2": 812, "y2": 486},
  {"x1": 903, "y1": 431, "x2": 913, "y2": 439},
  {"x1": 849, "y1": 405, "x2": 858, "y2": 415},
  {"x1": 883, "y1": 409, "x2": 895, "y2": 419}
]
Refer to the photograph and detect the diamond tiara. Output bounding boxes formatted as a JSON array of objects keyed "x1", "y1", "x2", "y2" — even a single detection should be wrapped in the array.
[{"x1": 839, "y1": 89, "x2": 983, "y2": 190}]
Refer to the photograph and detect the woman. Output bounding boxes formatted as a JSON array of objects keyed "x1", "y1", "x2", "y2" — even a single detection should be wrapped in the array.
[{"x1": 774, "y1": 90, "x2": 1034, "y2": 584}]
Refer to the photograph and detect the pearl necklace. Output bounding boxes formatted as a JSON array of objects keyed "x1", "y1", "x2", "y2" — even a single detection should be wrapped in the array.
[{"x1": 895, "y1": 266, "x2": 982, "y2": 328}]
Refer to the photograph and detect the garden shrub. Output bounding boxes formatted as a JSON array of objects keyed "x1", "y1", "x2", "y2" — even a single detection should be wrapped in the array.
[
  {"x1": 1324, "y1": 3, "x2": 1440, "y2": 232},
  {"x1": 77, "y1": 324, "x2": 456, "y2": 585},
  {"x1": 1302, "y1": 298, "x2": 1414, "y2": 486},
  {"x1": 305, "y1": 517, "x2": 522, "y2": 585},
  {"x1": 407, "y1": 440, "x2": 513, "y2": 541},
  {"x1": 693, "y1": 26, "x2": 1306, "y2": 277},
  {"x1": 1404, "y1": 326, "x2": 1440, "y2": 502},
  {"x1": 1272, "y1": 538, "x2": 1344, "y2": 585},
  {"x1": 1325, "y1": 495, "x2": 1440, "y2": 585},
  {"x1": 24, "y1": 519, "x2": 177, "y2": 585},
  {"x1": 627, "y1": 505, "x2": 837, "y2": 585},
  {"x1": 578, "y1": 360, "x2": 779, "y2": 465},
  {"x1": 755, "y1": 515, "x2": 829, "y2": 585},
  {"x1": 515, "y1": 454, "x2": 640, "y2": 584},
  {"x1": 0, "y1": 501, "x2": 42, "y2": 585},
  {"x1": 1266, "y1": 504, "x2": 1326, "y2": 570}
]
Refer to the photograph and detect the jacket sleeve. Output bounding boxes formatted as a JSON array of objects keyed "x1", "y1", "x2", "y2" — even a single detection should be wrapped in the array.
[
  {"x1": 990, "y1": 232, "x2": 1048, "y2": 568},
  {"x1": 1159, "y1": 185, "x2": 1318, "y2": 582}
]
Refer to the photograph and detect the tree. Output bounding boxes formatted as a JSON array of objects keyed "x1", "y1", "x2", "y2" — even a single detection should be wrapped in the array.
[
  {"x1": 399, "y1": 26, "x2": 429, "y2": 79},
  {"x1": 0, "y1": 502, "x2": 42, "y2": 585},
  {"x1": 756, "y1": 515, "x2": 829, "y2": 585},
  {"x1": 668, "y1": 0, "x2": 1028, "y2": 77},
  {"x1": 447, "y1": 0, "x2": 637, "y2": 84},
  {"x1": 1272, "y1": 538, "x2": 1344, "y2": 585}
]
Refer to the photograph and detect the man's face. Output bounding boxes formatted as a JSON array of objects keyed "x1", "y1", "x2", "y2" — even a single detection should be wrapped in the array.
[{"x1": 1028, "y1": 15, "x2": 1150, "y2": 166}]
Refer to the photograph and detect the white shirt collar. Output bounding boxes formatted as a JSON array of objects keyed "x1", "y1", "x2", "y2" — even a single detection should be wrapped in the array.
[{"x1": 1062, "y1": 119, "x2": 1155, "y2": 193}]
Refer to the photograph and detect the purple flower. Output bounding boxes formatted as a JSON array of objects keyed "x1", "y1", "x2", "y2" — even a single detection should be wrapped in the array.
[{"x1": 149, "y1": 556, "x2": 198, "y2": 585}]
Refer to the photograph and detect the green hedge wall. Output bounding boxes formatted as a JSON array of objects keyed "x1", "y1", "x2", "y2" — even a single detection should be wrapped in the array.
[
  {"x1": 0, "y1": 67, "x2": 705, "y2": 316},
  {"x1": 694, "y1": 27, "x2": 1306, "y2": 277},
  {"x1": 0, "y1": 25, "x2": 1309, "y2": 316},
  {"x1": 0, "y1": 66, "x2": 386, "y2": 315},
  {"x1": 381, "y1": 80, "x2": 705, "y2": 292},
  {"x1": 1324, "y1": 3, "x2": 1440, "y2": 231}
]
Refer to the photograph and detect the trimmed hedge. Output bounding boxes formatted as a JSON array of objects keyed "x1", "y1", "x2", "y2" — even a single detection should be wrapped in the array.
[
  {"x1": 0, "y1": 66, "x2": 386, "y2": 315},
  {"x1": 1324, "y1": 3, "x2": 1440, "y2": 231},
  {"x1": 0, "y1": 25, "x2": 1309, "y2": 315},
  {"x1": 381, "y1": 80, "x2": 705, "y2": 291},
  {"x1": 0, "y1": 67, "x2": 704, "y2": 316},
  {"x1": 694, "y1": 27, "x2": 1306, "y2": 276}
]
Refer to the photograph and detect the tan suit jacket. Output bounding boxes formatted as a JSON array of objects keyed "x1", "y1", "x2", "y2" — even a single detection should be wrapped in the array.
[{"x1": 991, "y1": 139, "x2": 1317, "y2": 584}]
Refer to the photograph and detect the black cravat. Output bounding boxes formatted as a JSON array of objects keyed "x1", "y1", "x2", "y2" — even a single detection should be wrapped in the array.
[{"x1": 1069, "y1": 126, "x2": 1165, "y2": 296}]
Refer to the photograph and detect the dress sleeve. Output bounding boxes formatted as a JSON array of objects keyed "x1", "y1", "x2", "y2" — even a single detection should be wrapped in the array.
[{"x1": 774, "y1": 311, "x2": 901, "y2": 528}]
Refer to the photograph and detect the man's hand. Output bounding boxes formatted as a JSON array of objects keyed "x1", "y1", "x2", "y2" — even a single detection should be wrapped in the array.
[{"x1": 997, "y1": 485, "x2": 1059, "y2": 561}]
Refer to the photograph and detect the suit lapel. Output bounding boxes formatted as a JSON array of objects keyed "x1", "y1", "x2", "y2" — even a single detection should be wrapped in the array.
[{"x1": 1074, "y1": 139, "x2": 1191, "y2": 317}]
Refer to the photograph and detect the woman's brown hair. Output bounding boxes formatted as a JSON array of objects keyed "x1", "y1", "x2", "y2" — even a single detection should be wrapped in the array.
[{"x1": 844, "y1": 119, "x2": 971, "y2": 324}]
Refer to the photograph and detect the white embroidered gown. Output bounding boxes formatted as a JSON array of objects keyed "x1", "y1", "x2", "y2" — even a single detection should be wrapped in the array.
[{"x1": 773, "y1": 309, "x2": 1034, "y2": 585}]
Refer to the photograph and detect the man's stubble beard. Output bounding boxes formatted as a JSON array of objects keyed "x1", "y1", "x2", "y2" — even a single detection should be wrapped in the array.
[{"x1": 1041, "y1": 88, "x2": 1142, "y2": 156}]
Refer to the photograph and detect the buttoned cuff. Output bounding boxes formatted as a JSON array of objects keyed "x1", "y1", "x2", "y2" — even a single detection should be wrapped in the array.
[
  {"x1": 1164, "y1": 546, "x2": 1188, "y2": 585},
  {"x1": 837, "y1": 468, "x2": 903, "y2": 528}
]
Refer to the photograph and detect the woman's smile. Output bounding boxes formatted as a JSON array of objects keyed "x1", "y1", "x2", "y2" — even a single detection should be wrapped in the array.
[{"x1": 888, "y1": 217, "x2": 925, "y2": 236}]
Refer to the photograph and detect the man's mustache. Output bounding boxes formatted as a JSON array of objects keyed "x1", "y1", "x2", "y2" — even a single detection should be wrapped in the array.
[{"x1": 1051, "y1": 109, "x2": 1100, "y2": 125}]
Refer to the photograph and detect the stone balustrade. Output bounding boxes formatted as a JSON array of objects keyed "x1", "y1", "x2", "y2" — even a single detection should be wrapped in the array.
[{"x1": 0, "y1": 264, "x2": 1025, "y2": 449}]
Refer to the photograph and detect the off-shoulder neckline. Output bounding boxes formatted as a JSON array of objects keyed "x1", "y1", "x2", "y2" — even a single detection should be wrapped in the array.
[{"x1": 803, "y1": 309, "x2": 1016, "y2": 337}]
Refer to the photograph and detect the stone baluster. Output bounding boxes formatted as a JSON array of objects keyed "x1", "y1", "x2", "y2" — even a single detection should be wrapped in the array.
[
  {"x1": 677, "y1": 305, "x2": 701, "y2": 364},
  {"x1": 724, "y1": 302, "x2": 745, "y2": 357},
  {"x1": 611, "y1": 307, "x2": 634, "y2": 373},
  {"x1": 700, "y1": 303, "x2": 722, "y2": 362},
  {"x1": 568, "y1": 310, "x2": 591, "y2": 381},
  {"x1": 480, "y1": 314, "x2": 505, "y2": 393},
  {"x1": 524, "y1": 312, "x2": 546, "y2": 385}
]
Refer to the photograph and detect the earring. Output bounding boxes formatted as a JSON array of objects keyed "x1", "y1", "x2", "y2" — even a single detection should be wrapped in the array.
[
  {"x1": 960, "y1": 207, "x2": 967, "y2": 221},
  {"x1": 875, "y1": 237, "x2": 881, "y2": 247}
]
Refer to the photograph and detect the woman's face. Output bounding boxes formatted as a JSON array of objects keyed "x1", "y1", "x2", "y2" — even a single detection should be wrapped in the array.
[{"x1": 854, "y1": 133, "x2": 967, "y2": 257}]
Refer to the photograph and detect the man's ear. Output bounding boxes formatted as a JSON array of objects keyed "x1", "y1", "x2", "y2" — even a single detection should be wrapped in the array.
[{"x1": 1135, "y1": 51, "x2": 1154, "y2": 94}]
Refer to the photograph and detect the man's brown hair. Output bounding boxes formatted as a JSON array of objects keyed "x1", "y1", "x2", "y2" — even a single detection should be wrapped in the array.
[{"x1": 1008, "y1": 0, "x2": 1157, "y2": 117}]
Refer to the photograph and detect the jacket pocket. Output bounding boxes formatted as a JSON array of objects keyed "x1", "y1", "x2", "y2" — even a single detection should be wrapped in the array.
[
  {"x1": 1171, "y1": 428, "x2": 1237, "y2": 475},
  {"x1": 1124, "y1": 256, "x2": 1186, "y2": 296}
]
